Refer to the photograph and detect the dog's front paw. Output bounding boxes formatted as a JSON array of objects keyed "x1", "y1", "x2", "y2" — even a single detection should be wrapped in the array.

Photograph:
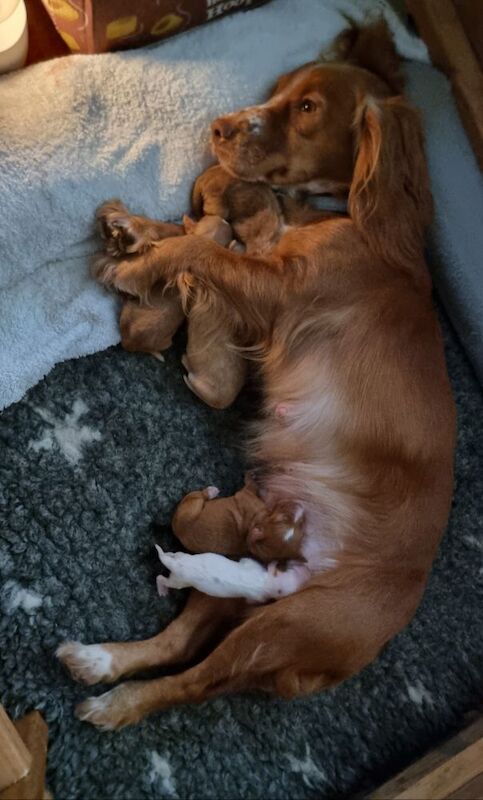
[
  {"x1": 91, "y1": 253, "x2": 122, "y2": 289},
  {"x1": 76, "y1": 683, "x2": 144, "y2": 730},
  {"x1": 96, "y1": 200, "x2": 146, "y2": 257}
]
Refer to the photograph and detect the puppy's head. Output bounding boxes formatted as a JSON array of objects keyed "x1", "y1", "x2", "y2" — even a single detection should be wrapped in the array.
[{"x1": 248, "y1": 502, "x2": 305, "y2": 562}]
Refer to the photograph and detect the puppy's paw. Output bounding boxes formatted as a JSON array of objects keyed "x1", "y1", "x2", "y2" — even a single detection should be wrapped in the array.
[
  {"x1": 76, "y1": 683, "x2": 143, "y2": 730},
  {"x1": 57, "y1": 641, "x2": 115, "y2": 685},
  {"x1": 156, "y1": 574, "x2": 170, "y2": 596}
]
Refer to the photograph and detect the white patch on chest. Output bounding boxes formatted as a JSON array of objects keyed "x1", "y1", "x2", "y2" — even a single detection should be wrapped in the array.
[
  {"x1": 283, "y1": 527, "x2": 295, "y2": 542},
  {"x1": 2, "y1": 580, "x2": 42, "y2": 615},
  {"x1": 148, "y1": 752, "x2": 177, "y2": 797},
  {"x1": 286, "y1": 744, "x2": 326, "y2": 788},
  {"x1": 28, "y1": 399, "x2": 102, "y2": 465}
]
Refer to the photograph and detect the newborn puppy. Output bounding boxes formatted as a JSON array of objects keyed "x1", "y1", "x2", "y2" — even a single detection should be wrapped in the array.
[
  {"x1": 172, "y1": 477, "x2": 266, "y2": 557},
  {"x1": 182, "y1": 213, "x2": 233, "y2": 246},
  {"x1": 118, "y1": 170, "x2": 284, "y2": 408},
  {"x1": 248, "y1": 502, "x2": 305, "y2": 563},
  {"x1": 156, "y1": 546, "x2": 309, "y2": 603},
  {"x1": 192, "y1": 165, "x2": 283, "y2": 254},
  {"x1": 181, "y1": 213, "x2": 247, "y2": 408},
  {"x1": 119, "y1": 211, "x2": 247, "y2": 407}
]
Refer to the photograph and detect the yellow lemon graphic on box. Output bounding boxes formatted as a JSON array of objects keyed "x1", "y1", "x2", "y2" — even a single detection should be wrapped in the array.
[
  {"x1": 151, "y1": 13, "x2": 183, "y2": 37},
  {"x1": 106, "y1": 16, "x2": 138, "y2": 40},
  {"x1": 59, "y1": 30, "x2": 80, "y2": 50},
  {"x1": 44, "y1": 0, "x2": 79, "y2": 22}
]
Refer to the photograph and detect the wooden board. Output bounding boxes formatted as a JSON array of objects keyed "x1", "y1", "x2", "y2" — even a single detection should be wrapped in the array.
[
  {"x1": 370, "y1": 716, "x2": 483, "y2": 799},
  {"x1": 0, "y1": 707, "x2": 32, "y2": 793},
  {"x1": 406, "y1": 0, "x2": 483, "y2": 171},
  {"x1": 0, "y1": 711, "x2": 49, "y2": 800}
]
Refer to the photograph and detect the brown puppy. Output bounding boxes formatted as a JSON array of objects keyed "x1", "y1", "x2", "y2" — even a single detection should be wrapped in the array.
[
  {"x1": 180, "y1": 214, "x2": 248, "y2": 408},
  {"x1": 110, "y1": 208, "x2": 247, "y2": 407},
  {"x1": 248, "y1": 501, "x2": 305, "y2": 563},
  {"x1": 172, "y1": 477, "x2": 265, "y2": 558},
  {"x1": 192, "y1": 165, "x2": 283, "y2": 255},
  {"x1": 172, "y1": 481, "x2": 305, "y2": 565},
  {"x1": 104, "y1": 179, "x2": 284, "y2": 408},
  {"x1": 60, "y1": 21, "x2": 456, "y2": 730}
]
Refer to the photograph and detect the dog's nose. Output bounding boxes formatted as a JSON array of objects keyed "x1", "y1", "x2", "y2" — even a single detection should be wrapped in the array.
[{"x1": 211, "y1": 117, "x2": 238, "y2": 141}]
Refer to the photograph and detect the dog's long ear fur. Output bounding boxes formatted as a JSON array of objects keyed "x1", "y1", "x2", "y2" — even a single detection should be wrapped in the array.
[
  {"x1": 330, "y1": 20, "x2": 404, "y2": 94},
  {"x1": 348, "y1": 95, "x2": 433, "y2": 271}
]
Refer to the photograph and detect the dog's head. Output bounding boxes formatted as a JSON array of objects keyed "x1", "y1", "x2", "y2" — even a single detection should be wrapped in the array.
[
  {"x1": 212, "y1": 20, "x2": 432, "y2": 265},
  {"x1": 211, "y1": 21, "x2": 404, "y2": 190}
]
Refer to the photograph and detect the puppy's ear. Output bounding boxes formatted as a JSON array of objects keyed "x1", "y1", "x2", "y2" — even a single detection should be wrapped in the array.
[
  {"x1": 182, "y1": 214, "x2": 197, "y2": 234},
  {"x1": 249, "y1": 526, "x2": 264, "y2": 543},
  {"x1": 328, "y1": 20, "x2": 404, "y2": 94},
  {"x1": 349, "y1": 94, "x2": 432, "y2": 271}
]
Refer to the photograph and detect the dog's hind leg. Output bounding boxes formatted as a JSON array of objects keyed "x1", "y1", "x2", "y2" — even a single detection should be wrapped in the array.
[
  {"x1": 57, "y1": 590, "x2": 243, "y2": 686},
  {"x1": 71, "y1": 590, "x2": 333, "y2": 729},
  {"x1": 72, "y1": 580, "x2": 395, "y2": 729}
]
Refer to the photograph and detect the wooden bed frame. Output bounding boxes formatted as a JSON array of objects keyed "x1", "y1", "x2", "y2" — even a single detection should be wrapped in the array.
[{"x1": 406, "y1": 0, "x2": 483, "y2": 170}]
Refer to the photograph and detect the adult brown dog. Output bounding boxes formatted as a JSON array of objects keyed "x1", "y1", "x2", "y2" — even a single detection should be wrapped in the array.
[{"x1": 58, "y1": 21, "x2": 456, "y2": 729}]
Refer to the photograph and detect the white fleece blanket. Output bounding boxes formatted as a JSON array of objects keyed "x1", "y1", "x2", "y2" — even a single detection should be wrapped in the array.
[{"x1": 0, "y1": 0, "x2": 448, "y2": 409}]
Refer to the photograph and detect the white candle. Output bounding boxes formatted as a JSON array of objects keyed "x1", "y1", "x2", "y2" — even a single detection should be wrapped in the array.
[{"x1": 0, "y1": 0, "x2": 28, "y2": 74}]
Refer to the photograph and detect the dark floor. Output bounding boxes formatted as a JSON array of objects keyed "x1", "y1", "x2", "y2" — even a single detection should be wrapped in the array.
[{"x1": 0, "y1": 302, "x2": 482, "y2": 799}]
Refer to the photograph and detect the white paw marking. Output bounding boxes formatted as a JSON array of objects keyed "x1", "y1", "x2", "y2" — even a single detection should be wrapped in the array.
[
  {"x1": 76, "y1": 691, "x2": 118, "y2": 730},
  {"x1": 57, "y1": 642, "x2": 113, "y2": 682},
  {"x1": 205, "y1": 486, "x2": 220, "y2": 499},
  {"x1": 28, "y1": 399, "x2": 101, "y2": 465}
]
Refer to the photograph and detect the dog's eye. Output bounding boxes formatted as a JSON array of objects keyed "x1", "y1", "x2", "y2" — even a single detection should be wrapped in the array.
[{"x1": 299, "y1": 98, "x2": 316, "y2": 113}]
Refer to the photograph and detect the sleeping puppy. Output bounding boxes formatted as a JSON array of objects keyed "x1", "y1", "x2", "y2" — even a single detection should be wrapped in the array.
[
  {"x1": 105, "y1": 176, "x2": 285, "y2": 409},
  {"x1": 172, "y1": 477, "x2": 305, "y2": 563},
  {"x1": 110, "y1": 173, "x2": 328, "y2": 408}
]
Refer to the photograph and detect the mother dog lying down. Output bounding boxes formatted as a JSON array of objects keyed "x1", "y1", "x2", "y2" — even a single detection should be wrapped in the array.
[{"x1": 58, "y1": 21, "x2": 456, "y2": 729}]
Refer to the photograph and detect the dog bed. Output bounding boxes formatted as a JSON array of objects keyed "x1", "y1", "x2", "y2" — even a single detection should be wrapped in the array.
[{"x1": 2, "y1": 0, "x2": 482, "y2": 411}]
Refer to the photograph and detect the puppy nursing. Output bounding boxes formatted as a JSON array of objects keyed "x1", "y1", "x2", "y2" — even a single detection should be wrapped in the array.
[
  {"x1": 156, "y1": 548, "x2": 309, "y2": 603},
  {"x1": 166, "y1": 479, "x2": 308, "y2": 602},
  {"x1": 115, "y1": 170, "x2": 284, "y2": 409}
]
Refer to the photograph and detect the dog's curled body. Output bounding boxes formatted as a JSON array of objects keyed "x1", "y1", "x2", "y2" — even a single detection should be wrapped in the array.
[{"x1": 59, "y1": 21, "x2": 456, "y2": 729}]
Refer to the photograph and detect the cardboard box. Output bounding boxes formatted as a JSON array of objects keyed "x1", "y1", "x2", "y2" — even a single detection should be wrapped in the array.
[{"x1": 40, "y1": 0, "x2": 270, "y2": 54}]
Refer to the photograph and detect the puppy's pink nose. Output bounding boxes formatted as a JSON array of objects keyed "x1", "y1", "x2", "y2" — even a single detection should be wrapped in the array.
[{"x1": 211, "y1": 117, "x2": 238, "y2": 141}]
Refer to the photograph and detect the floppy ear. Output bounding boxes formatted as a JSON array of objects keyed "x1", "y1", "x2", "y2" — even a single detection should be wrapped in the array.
[
  {"x1": 329, "y1": 19, "x2": 404, "y2": 94},
  {"x1": 348, "y1": 95, "x2": 433, "y2": 270}
]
